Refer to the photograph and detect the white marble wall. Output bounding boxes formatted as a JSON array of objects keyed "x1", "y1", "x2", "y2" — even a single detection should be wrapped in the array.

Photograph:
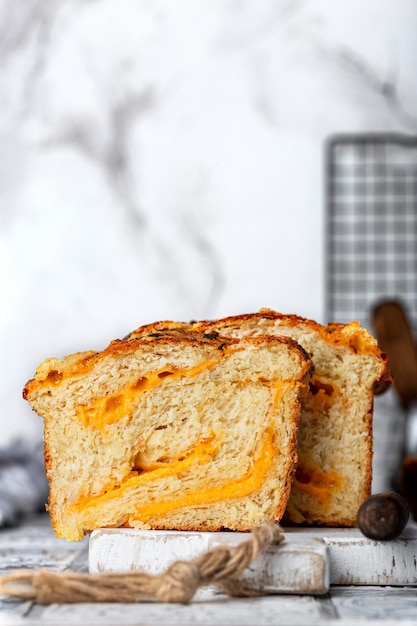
[{"x1": 1, "y1": 0, "x2": 416, "y2": 443}]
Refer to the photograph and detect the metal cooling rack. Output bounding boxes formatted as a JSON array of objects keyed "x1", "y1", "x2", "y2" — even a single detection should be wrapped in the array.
[{"x1": 325, "y1": 134, "x2": 417, "y2": 333}]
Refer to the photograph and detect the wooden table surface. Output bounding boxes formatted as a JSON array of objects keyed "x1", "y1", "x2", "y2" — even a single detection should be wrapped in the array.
[{"x1": 1, "y1": 513, "x2": 416, "y2": 626}]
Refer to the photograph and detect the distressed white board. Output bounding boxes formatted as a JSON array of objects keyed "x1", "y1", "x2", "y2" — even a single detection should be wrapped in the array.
[
  {"x1": 89, "y1": 529, "x2": 329, "y2": 595},
  {"x1": 89, "y1": 522, "x2": 417, "y2": 590},
  {"x1": 284, "y1": 523, "x2": 417, "y2": 586}
]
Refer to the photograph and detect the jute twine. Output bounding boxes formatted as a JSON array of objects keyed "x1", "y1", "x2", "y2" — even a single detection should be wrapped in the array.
[{"x1": 0, "y1": 522, "x2": 284, "y2": 604}]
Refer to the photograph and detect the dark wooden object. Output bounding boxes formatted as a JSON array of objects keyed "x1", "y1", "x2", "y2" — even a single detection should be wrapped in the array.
[{"x1": 357, "y1": 492, "x2": 410, "y2": 541}]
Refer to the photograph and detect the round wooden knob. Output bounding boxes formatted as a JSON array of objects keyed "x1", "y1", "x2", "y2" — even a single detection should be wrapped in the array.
[{"x1": 357, "y1": 492, "x2": 409, "y2": 540}]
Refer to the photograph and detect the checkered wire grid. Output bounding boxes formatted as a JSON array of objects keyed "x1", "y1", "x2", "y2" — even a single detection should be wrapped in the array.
[{"x1": 326, "y1": 135, "x2": 417, "y2": 334}]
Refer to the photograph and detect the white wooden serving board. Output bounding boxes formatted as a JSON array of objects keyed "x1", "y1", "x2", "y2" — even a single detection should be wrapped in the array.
[
  {"x1": 89, "y1": 528, "x2": 329, "y2": 595},
  {"x1": 89, "y1": 522, "x2": 417, "y2": 592},
  {"x1": 285, "y1": 523, "x2": 417, "y2": 586}
]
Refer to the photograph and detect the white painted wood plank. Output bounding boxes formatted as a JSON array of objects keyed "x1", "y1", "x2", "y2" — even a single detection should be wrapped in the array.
[
  {"x1": 89, "y1": 529, "x2": 329, "y2": 595},
  {"x1": 2, "y1": 515, "x2": 417, "y2": 624},
  {"x1": 89, "y1": 522, "x2": 417, "y2": 590},
  {"x1": 285, "y1": 523, "x2": 417, "y2": 586},
  {"x1": 330, "y1": 586, "x2": 417, "y2": 621},
  {"x1": 35, "y1": 594, "x2": 334, "y2": 626},
  {"x1": 0, "y1": 514, "x2": 88, "y2": 575}
]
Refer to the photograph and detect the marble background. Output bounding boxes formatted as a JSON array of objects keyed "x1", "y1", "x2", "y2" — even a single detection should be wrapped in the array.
[{"x1": 1, "y1": 0, "x2": 416, "y2": 444}]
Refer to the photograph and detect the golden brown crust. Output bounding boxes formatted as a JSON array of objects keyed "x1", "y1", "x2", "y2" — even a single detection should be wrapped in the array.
[
  {"x1": 125, "y1": 320, "x2": 191, "y2": 339},
  {"x1": 196, "y1": 308, "x2": 389, "y2": 373},
  {"x1": 23, "y1": 330, "x2": 237, "y2": 399},
  {"x1": 23, "y1": 326, "x2": 313, "y2": 399},
  {"x1": 125, "y1": 309, "x2": 389, "y2": 383},
  {"x1": 23, "y1": 351, "x2": 98, "y2": 399}
]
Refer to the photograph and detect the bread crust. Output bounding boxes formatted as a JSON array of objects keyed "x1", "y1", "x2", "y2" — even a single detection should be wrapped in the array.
[
  {"x1": 126, "y1": 309, "x2": 389, "y2": 389},
  {"x1": 23, "y1": 331, "x2": 235, "y2": 399},
  {"x1": 196, "y1": 309, "x2": 389, "y2": 372}
]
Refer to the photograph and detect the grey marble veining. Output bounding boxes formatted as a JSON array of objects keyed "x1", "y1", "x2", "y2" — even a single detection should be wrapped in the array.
[{"x1": 0, "y1": 0, "x2": 416, "y2": 442}]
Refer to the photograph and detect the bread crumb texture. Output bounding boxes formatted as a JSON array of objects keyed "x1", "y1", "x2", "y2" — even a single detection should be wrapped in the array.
[
  {"x1": 191, "y1": 309, "x2": 389, "y2": 526},
  {"x1": 24, "y1": 326, "x2": 314, "y2": 540}
]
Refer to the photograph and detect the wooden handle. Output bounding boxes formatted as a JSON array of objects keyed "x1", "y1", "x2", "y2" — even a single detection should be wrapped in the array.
[
  {"x1": 372, "y1": 300, "x2": 417, "y2": 405},
  {"x1": 357, "y1": 492, "x2": 409, "y2": 541}
]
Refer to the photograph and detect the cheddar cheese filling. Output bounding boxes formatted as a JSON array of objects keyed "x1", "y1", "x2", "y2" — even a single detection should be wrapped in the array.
[
  {"x1": 72, "y1": 435, "x2": 219, "y2": 511},
  {"x1": 77, "y1": 359, "x2": 220, "y2": 430},
  {"x1": 77, "y1": 361, "x2": 291, "y2": 432},
  {"x1": 70, "y1": 424, "x2": 277, "y2": 523},
  {"x1": 132, "y1": 426, "x2": 276, "y2": 522},
  {"x1": 293, "y1": 462, "x2": 343, "y2": 506}
]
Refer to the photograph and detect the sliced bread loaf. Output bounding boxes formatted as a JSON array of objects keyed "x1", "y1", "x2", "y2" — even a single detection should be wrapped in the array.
[{"x1": 24, "y1": 329, "x2": 313, "y2": 540}]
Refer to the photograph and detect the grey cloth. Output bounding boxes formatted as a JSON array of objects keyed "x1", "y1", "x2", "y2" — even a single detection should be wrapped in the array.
[{"x1": 0, "y1": 439, "x2": 49, "y2": 526}]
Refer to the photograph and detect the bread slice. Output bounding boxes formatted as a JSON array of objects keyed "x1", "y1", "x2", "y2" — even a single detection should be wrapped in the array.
[
  {"x1": 23, "y1": 328, "x2": 313, "y2": 540},
  {"x1": 182, "y1": 310, "x2": 389, "y2": 526},
  {"x1": 136, "y1": 312, "x2": 390, "y2": 526}
]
